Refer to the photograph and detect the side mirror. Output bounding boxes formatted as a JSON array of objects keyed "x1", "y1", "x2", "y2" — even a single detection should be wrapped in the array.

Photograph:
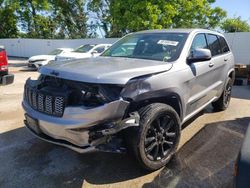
[{"x1": 187, "y1": 48, "x2": 212, "y2": 63}]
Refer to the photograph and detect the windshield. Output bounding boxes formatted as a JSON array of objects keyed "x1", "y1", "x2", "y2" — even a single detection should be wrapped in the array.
[
  {"x1": 73, "y1": 44, "x2": 96, "y2": 53},
  {"x1": 48, "y1": 49, "x2": 63, "y2": 55},
  {"x1": 102, "y1": 32, "x2": 188, "y2": 62}
]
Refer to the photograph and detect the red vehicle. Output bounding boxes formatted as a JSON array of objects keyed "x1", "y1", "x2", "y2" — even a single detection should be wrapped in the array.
[{"x1": 0, "y1": 46, "x2": 14, "y2": 85}]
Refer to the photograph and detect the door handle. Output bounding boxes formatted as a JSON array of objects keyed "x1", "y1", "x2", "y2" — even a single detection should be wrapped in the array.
[
  {"x1": 224, "y1": 58, "x2": 228, "y2": 61},
  {"x1": 209, "y1": 62, "x2": 214, "y2": 67}
]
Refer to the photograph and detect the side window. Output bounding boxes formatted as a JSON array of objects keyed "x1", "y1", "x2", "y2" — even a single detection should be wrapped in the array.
[
  {"x1": 94, "y1": 46, "x2": 105, "y2": 53},
  {"x1": 189, "y1": 33, "x2": 208, "y2": 58},
  {"x1": 207, "y1": 34, "x2": 221, "y2": 56},
  {"x1": 218, "y1": 36, "x2": 230, "y2": 53},
  {"x1": 190, "y1": 33, "x2": 208, "y2": 52}
]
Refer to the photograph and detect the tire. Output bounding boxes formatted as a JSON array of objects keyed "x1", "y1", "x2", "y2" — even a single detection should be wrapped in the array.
[
  {"x1": 212, "y1": 77, "x2": 233, "y2": 111},
  {"x1": 127, "y1": 103, "x2": 181, "y2": 171}
]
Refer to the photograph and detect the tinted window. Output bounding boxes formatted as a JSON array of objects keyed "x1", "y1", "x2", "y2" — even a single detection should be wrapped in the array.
[
  {"x1": 94, "y1": 46, "x2": 105, "y2": 53},
  {"x1": 190, "y1": 34, "x2": 208, "y2": 51},
  {"x1": 218, "y1": 36, "x2": 230, "y2": 53},
  {"x1": 48, "y1": 49, "x2": 62, "y2": 55},
  {"x1": 102, "y1": 33, "x2": 188, "y2": 62},
  {"x1": 207, "y1": 34, "x2": 221, "y2": 56},
  {"x1": 73, "y1": 44, "x2": 96, "y2": 53}
]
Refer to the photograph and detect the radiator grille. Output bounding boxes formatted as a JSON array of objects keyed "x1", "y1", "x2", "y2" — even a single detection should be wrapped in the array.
[{"x1": 24, "y1": 86, "x2": 65, "y2": 117}]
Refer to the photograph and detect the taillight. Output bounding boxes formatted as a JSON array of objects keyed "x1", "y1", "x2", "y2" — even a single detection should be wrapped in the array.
[
  {"x1": 0, "y1": 49, "x2": 8, "y2": 71},
  {"x1": 0, "y1": 65, "x2": 8, "y2": 71}
]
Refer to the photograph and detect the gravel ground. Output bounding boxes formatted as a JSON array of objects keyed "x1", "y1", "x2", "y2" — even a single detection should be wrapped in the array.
[{"x1": 0, "y1": 58, "x2": 250, "y2": 188}]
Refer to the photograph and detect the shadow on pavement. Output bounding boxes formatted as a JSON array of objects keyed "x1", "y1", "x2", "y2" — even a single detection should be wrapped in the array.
[
  {"x1": 143, "y1": 117, "x2": 250, "y2": 188},
  {"x1": 232, "y1": 85, "x2": 250, "y2": 100},
  {"x1": 0, "y1": 127, "x2": 146, "y2": 187},
  {"x1": 0, "y1": 117, "x2": 249, "y2": 187}
]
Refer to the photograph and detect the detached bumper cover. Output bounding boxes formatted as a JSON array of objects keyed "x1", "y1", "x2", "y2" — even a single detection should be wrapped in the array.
[
  {"x1": 22, "y1": 99, "x2": 130, "y2": 153},
  {"x1": 0, "y1": 74, "x2": 14, "y2": 85}
]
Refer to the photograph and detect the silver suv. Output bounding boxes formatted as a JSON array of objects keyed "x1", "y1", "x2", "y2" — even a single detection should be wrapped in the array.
[{"x1": 22, "y1": 29, "x2": 235, "y2": 170}]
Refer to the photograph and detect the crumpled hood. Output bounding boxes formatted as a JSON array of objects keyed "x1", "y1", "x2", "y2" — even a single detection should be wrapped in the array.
[
  {"x1": 29, "y1": 55, "x2": 55, "y2": 61},
  {"x1": 39, "y1": 57, "x2": 173, "y2": 84}
]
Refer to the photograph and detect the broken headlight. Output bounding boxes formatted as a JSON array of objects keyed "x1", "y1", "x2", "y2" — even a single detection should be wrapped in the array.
[{"x1": 69, "y1": 84, "x2": 123, "y2": 107}]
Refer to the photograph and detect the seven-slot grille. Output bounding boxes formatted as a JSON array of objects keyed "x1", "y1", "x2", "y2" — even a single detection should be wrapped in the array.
[{"x1": 24, "y1": 86, "x2": 65, "y2": 117}]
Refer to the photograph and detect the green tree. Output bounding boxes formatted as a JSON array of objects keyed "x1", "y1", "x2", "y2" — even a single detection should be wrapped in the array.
[
  {"x1": 50, "y1": 0, "x2": 88, "y2": 39},
  {"x1": 221, "y1": 17, "x2": 250, "y2": 32},
  {"x1": 16, "y1": 0, "x2": 56, "y2": 38},
  {"x1": 15, "y1": 0, "x2": 88, "y2": 39},
  {"x1": 87, "y1": 0, "x2": 226, "y2": 37},
  {"x1": 0, "y1": 0, "x2": 18, "y2": 38}
]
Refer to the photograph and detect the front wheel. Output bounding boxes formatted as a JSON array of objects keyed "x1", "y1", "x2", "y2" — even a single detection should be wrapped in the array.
[
  {"x1": 127, "y1": 103, "x2": 181, "y2": 171},
  {"x1": 212, "y1": 77, "x2": 233, "y2": 111}
]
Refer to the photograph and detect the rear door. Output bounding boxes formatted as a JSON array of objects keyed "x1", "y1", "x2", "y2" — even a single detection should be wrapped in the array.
[{"x1": 206, "y1": 34, "x2": 228, "y2": 97}]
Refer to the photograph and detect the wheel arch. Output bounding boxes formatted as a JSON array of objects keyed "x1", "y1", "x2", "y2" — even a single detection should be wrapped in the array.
[
  {"x1": 228, "y1": 68, "x2": 235, "y2": 82},
  {"x1": 124, "y1": 90, "x2": 184, "y2": 121}
]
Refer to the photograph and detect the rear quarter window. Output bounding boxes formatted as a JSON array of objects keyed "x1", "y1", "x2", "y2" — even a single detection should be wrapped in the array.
[{"x1": 218, "y1": 36, "x2": 230, "y2": 53}]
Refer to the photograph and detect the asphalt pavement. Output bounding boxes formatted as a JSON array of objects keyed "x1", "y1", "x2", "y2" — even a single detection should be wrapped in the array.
[{"x1": 0, "y1": 59, "x2": 249, "y2": 188}]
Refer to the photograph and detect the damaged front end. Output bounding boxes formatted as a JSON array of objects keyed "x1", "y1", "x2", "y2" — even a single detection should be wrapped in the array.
[{"x1": 22, "y1": 75, "x2": 139, "y2": 153}]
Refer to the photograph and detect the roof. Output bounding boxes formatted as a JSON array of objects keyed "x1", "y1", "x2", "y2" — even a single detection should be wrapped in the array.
[{"x1": 135, "y1": 28, "x2": 221, "y2": 35}]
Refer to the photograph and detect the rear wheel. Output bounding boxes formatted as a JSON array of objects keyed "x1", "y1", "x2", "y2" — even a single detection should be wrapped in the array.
[
  {"x1": 212, "y1": 77, "x2": 233, "y2": 111},
  {"x1": 127, "y1": 103, "x2": 181, "y2": 171}
]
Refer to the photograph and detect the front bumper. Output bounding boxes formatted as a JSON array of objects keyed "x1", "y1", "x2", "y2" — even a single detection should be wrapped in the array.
[
  {"x1": 28, "y1": 63, "x2": 38, "y2": 69},
  {"x1": 23, "y1": 99, "x2": 133, "y2": 153},
  {"x1": 0, "y1": 73, "x2": 14, "y2": 85},
  {"x1": 28, "y1": 61, "x2": 48, "y2": 69}
]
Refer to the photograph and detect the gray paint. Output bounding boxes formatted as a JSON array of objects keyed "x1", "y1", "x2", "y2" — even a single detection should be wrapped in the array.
[
  {"x1": 40, "y1": 57, "x2": 172, "y2": 84},
  {"x1": 23, "y1": 29, "x2": 235, "y2": 153}
]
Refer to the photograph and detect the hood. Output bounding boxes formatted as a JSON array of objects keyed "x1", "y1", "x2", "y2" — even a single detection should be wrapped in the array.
[
  {"x1": 29, "y1": 55, "x2": 55, "y2": 61},
  {"x1": 39, "y1": 57, "x2": 173, "y2": 84}
]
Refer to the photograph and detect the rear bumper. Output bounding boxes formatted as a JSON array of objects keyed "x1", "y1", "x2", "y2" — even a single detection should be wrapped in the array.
[
  {"x1": 0, "y1": 74, "x2": 14, "y2": 85},
  {"x1": 22, "y1": 99, "x2": 136, "y2": 153}
]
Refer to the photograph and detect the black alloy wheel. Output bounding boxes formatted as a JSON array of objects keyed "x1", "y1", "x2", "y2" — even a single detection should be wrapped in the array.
[
  {"x1": 223, "y1": 80, "x2": 232, "y2": 107},
  {"x1": 126, "y1": 103, "x2": 181, "y2": 171},
  {"x1": 212, "y1": 77, "x2": 233, "y2": 111},
  {"x1": 144, "y1": 114, "x2": 178, "y2": 161}
]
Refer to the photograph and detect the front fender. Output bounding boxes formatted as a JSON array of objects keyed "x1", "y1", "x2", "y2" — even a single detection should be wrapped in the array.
[{"x1": 122, "y1": 88, "x2": 185, "y2": 122}]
